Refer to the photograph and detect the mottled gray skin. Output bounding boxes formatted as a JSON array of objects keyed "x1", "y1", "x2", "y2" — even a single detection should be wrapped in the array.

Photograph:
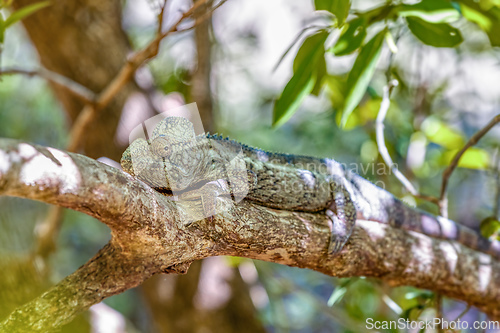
[{"x1": 122, "y1": 117, "x2": 500, "y2": 259}]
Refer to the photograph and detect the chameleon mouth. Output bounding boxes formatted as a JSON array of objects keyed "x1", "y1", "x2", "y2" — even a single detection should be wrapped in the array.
[
  {"x1": 154, "y1": 187, "x2": 174, "y2": 196},
  {"x1": 153, "y1": 179, "x2": 224, "y2": 197}
]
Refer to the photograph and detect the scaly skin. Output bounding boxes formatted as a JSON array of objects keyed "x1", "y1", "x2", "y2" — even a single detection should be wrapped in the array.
[{"x1": 121, "y1": 117, "x2": 500, "y2": 258}]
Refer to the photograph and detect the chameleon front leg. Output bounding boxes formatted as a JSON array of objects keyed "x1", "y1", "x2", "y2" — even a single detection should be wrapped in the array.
[
  {"x1": 326, "y1": 177, "x2": 357, "y2": 254},
  {"x1": 178, "y1": 180, "x2": 232, "y2": 224}
]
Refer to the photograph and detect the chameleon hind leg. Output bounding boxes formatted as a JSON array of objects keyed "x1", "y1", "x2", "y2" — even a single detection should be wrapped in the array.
[{"x1": 326, "y1": 177, "x2": 357, "y2": 254}]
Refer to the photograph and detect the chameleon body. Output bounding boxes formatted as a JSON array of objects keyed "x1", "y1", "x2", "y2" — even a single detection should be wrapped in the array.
[{"x1": 121, "y1": 117, "x2": 500, "y2": 258}]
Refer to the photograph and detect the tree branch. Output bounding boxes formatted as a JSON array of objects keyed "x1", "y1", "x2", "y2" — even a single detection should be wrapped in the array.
[
  {"x1": 1, "y1": 139, "x2": 500, "y2": 331},
  {"x1": 440, "y1": 113, "x2": 500, "y2": 216},
  {"x1": 0, "y1": 67, "x2": 96, "y2": 104},
  {"x1": 0, "y1": 242, "x2": 159, "y2": 333},
  {"x1": 376, "y1": 80, "x2": 440, "y2": 206}
]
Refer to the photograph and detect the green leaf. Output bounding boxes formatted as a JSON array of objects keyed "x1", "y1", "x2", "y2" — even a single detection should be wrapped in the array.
[
  {"x1": 385, "y1": 30, "x2": 398, "y2": 53},
  {"x1": 272, "y1": 68, "x2": 316, "y2": 127},
  {"x1": 461, "y1": 3, "x2": 493, "y2": 30},
  {"x1": 406, "y1": 17, "x2": 463, "y2": 47},
  {"x1": 327, "y1": 278, "x2": 356, "y2": 306},
  {"x1": 314, "y1": 0, "x2": 351, "y2": 26},
  {"x1": 421, "y1": 116, "x2": 465, "y2": 149},
  {"x1": 325, "y1": 74, "x2": 345, "y2": 107},
  {"x1": 272, "y1": 31, "x2": 328, "y2": 126},
  {"x1": 331, "y1": 17, "x2": 367, "y2": 56},
  {"x1": 4, "y1": 1, "x2": 50, "y2": 28},
  {"x1": 0, "y1": 12, "x2": 5, "y2": 44},
  {"x1": 357, "y1": 4, "x2": 397, "y2": 24},
  {"x1": 341, "y1": 28, "x2": 386, "y2": 127},
  {"x1": 310, "y1": 55, "x2": 326, "y2": 96},
  {"x1": 397, "y1": 0, "x2": 460, "y2": 23},
  {"x1": 460, "y1": 0, "x2": 500, "y2": 46},
  {"x1": 405, "y1": 290, "x2": 434, "y2": 302},
  {"x1": 292, "y1": 31, "x2": 329, "y2": 73},
  {"x1": 294, "y1": 31, "x2": 329, "y2": 96},
  {"x1": 327, "y1": 286, "x2": 347, "y2": 306},
  {"x1": 443, "y1": 147, "x2": 490, "y2": 170},
  {"x1": 480, "y1": 216, "x2": 500, "y2": 239}
]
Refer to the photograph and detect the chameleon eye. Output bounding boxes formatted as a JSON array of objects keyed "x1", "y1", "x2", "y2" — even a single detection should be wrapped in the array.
[{"x1": 151, "y1": 137, "x2": 171, "y2": 157}]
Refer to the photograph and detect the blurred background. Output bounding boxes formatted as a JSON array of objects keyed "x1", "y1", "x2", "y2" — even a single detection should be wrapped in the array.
[{"x1": 1, "y1": 0, "x2": 500, "y2": 332}]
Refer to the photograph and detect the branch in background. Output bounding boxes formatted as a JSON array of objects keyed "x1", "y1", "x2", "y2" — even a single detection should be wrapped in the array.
[
  {"x1": 191, "y1": 0, "x2": 215, "y2": 131},
  {"x1": 0, "y1": 67, "x2": 96, "y2": 103},
  {"x1": 0, "y1": 67, "x2": 98, "y2": 260},
  {"x1": 375, "y1": 80, "x2": 440, "y2": 206},
  {"x1": 175, "y1": 0, "x2": 229, "y2": 34},
  {"x1": 0, "y1": 243, "x2": 160, "y2": 333},
  {"x1": 66, "y1": 0, "x2": 213, "y2": 153},
  {"x1": 157, "y1": 0, "x2": 168, "y2": 35},
  {"x1": 33, "y1": 205, "x2": 63, "y2": 259},
  {"x1": 31, "y1": 0, "x2": 219, "y2": 257},
  {"x1": 440, "y1": 113, "x2": 500, "y2": 217},
  {"x1": 1, "y1": 139, "x2": 500, "y2": 331}
]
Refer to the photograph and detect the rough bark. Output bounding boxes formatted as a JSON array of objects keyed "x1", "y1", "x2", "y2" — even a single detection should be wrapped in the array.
[
  {"x1": 0, "y1": 139, "x2": 499, "y2": 333},
  {"x1": 0, "y1": 243, "x2": 156, "y2": 333}
]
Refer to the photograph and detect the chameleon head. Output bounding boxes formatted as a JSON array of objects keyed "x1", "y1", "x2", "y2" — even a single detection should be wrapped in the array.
[
  {"x1": 150, "y1": 117, "x2": 208, "y2": 192},
  {"x1": 152, "y1": 116, "x2": 196, "y2": 144},
  {"x1": 122, "y1": 116, "x2": 211, "y2": 193},
  {"x1": 121, "y1": 138, "x2": 173, "y2": 189}
]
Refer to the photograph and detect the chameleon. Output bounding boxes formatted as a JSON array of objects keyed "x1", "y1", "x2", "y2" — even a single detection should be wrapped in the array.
[{"x1": 121, "y1": 116, "x2": 500, "y2": 258}]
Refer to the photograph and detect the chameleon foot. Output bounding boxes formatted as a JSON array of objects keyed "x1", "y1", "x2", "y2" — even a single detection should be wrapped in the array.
[
  {"x1": 326, "y1": 177, "x2": 357, "y2": 255},
  {"x1": 326, "y1": 210, "x2": 350, "y2": 254}
]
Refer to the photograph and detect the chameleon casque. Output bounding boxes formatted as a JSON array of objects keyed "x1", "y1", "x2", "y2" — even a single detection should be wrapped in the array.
[{"x1": 121, "y1": 116, "x2": 500, "y2": 258}]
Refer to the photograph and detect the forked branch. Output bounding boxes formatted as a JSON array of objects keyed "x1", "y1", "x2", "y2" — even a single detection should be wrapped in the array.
[{"x1": 1, "y1": 139, "x2": 500, "y2": 332}]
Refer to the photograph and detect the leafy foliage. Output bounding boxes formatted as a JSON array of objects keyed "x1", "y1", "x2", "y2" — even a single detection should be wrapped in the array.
[
  {"x1": 272, "y1": 0, "x2": 500, "y2": 127},
  {"x1": 341, "y1": 28, "x2": 386, "y2": 127},
  {"x1": 273, "y1": 31, "x2": 328, "y2": 127},
  {"x1": 406, "y1": 17, "x2": 463, "y2": 47},
  {"x1": 314, "y1": 0, "x2": 351, "y2": 26}
]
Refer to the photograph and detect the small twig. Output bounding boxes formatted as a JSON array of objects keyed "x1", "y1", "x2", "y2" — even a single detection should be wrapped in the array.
[
  {"x1": 174, "y1": 0, "x2": 228, "y2": 34},
  {"x1": 272, "y1": 24, "x2": 330, "y2": 73},
  {"x1": 454, "y1": 304, "x2": 471, "y2": 322},
  {"x1": 435, "y1": 293, "x2": 443, "y2": 333},
  {"x1": 376, "y1": 81, "x2": 411, "y2": 190},
  {"x1": 0, "y1": 67, "x2": 96, "y2": 103},
  {"x1": 439, "y1": 113, "x2": 500, "y2": 216},
  {"x1": 157, "y1": 0, "x2": 168, "y2": 35},
  {"x1": 33, "y1": 206, "x2": 64, "y2": 259},
  {"x1": 375, "y1": 80, "x2": 440, "y2": 205}
]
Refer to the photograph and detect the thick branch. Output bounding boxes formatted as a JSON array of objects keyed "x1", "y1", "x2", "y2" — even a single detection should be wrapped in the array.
[
  {"x1": 1, "y1": 139, "x2": 500, "y2": 331},
  {"x1": 0, "y1": 242, "x2": 158, "y2": 332}
]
